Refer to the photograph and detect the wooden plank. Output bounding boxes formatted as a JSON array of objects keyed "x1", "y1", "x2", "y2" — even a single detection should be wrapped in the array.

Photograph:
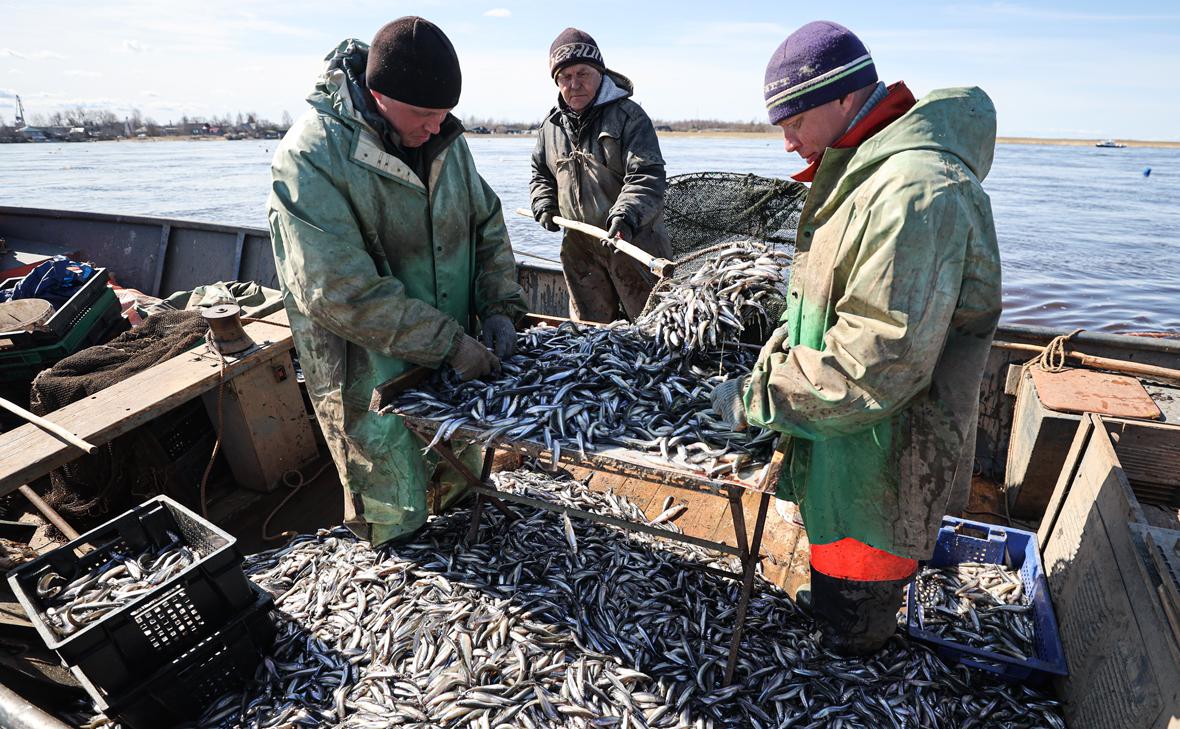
[
  {"x1": 202, "y1": 349, "x2": 317, "y2": 492},
  {"x1": 783, "y1": 527, "x2": 812, "y2": 598},
  {"x1": 0, "y1": 314, "x2": 292, "y2": 495},
  {"x1": 1037, "y1": 415, "x2": 1095, "y2": 548},
  {"x1": 1042, "y1": 418, "x2": 1180, "y2": 729},
  {"x1": 662, "y1": 486, "x2": 726, "y2": 541},
  {"x1": 1030, "y1": 367, "x2": 1162, "y2": 419},
  {"x1": 1103, "y1": 418, "x2": 1180, "y2": 494},
  {"x1": 1006, "y1": 371, "x2": 1085, "y2": 518}
]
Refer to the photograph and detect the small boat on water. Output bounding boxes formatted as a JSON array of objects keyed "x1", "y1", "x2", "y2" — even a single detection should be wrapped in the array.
[
  {"x1": 1, "y1": 206, "x2": 1180, "y2": 729},
  {"x1": 1095, "y1": 139, "x2": 1127, "y2": 148}
]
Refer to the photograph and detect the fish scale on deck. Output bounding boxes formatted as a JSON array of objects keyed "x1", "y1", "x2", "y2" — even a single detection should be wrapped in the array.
[{"x1": 150, "y1": 469, "x2": 1064, "y2": 729}]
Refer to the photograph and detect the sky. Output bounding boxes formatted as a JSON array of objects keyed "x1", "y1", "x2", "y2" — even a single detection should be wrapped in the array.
[{"x1": 1, "y1": 0, "x2": 1179, "y2": 139}]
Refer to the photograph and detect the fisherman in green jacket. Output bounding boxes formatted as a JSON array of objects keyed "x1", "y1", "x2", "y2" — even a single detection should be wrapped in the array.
[
  {"x1": 711, "y1": 21, "x2": 1002, "y2": 654},
  {"x1": 268, "y1": 18, "x2": 527, "y2": 546}
]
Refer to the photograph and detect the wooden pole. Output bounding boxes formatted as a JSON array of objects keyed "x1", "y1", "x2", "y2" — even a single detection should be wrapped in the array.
[
  {"x1": 513, "y1": 208, "x2": 675, "y2": 278},
  {"x1": 16, "y1": 485, "x2": 80, "y2": 541},
  {"x1": 993, "y1": 341, "x2": 1180, "y2": 382},
  {"x1": 0, "y1": 396, "x2": 97, "y2": 454}
]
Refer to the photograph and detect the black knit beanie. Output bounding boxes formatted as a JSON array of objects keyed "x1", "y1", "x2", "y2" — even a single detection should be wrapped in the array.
[
  {"x1": 366, "y1": 17, "x2": 461, "y2": 108},
  {"x1": 548, "y1": 27, "x2": 605, "y2": 79}
]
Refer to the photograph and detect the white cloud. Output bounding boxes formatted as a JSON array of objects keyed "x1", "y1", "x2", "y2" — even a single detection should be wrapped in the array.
[
  {"x1": 123, "y1": 40, "x2": 150, "y2": 53},
  {"x1": 0, "y1": 88, "x2": 16, "y2": 98},
  {"x1": 483, "y1": 8, "x2": 511, "y2": 18},
  {"x1": 2, "y1": 49, "x2": 67, "y2": 60},
  {"x1": 142, "y1": 90, "x2": 159, "y2": 97},
  {"x1": 64, "y1": 70, "x2": 102, "y2": 78}
]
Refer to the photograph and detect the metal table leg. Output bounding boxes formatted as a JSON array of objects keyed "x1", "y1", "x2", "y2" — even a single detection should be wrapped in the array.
[
  {"x1": 724, "y1": 489, "x2": 772, "y2": 685},
  {"x1": 409, "y1": 432, "x2": 514, "y2": 542}
]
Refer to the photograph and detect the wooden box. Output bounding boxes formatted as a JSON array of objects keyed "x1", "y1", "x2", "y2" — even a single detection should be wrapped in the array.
[{"x1": 1040, "y1": 414, "x2": 1180, "y2": 729}]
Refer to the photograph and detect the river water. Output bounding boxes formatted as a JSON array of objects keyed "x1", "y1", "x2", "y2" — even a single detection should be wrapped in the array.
[{"x1": 2, "y1": 137, "x2": 1177, "y2": 333}]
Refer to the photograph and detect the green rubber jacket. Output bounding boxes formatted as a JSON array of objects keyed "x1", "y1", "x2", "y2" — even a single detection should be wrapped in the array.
[
  {"x1": 744, "y1": 87, "x2": 1002, "y2": 560},
  {"x1": 268, "y1": 39, "x2": 526, "y2": 546}
]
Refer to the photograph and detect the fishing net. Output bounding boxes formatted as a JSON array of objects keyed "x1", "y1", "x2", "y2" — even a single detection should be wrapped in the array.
[
  {"x1": 662, "y1": 171, "x2": 807, "y2": 258},
  {"x1": 639, "y1": 172, "x2": 808, "y2": 346},
  {"x1": 28, "y1": 311, "x2": 213, "y2": 528}
]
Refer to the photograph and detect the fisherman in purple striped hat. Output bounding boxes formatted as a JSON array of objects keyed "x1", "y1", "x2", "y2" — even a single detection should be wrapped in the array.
[{"x1": 710, "y1": 21, "x2": 1003, "y2": 655}]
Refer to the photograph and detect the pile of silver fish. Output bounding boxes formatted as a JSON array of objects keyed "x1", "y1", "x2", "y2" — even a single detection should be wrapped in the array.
[
  {"x1": 635, "y1": 241, "x2": 791, "y2": 353},
  {"x1": 912, "y1": 562, "x2": 1038, "y2": 661},
  {"x1": 145, "y1": 468, "x2": 1063, "y2": 729},
  {"x1": 35, "y1": 531, "x2": 194, "y2": 637},
  {"x1": 391, "y1": 322, "x2": 776, "y2": 477}
]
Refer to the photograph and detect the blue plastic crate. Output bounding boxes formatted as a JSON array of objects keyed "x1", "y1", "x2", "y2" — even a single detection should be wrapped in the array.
[{"x1": 907, "y1": 516, "x2": 1068, "y2": 683}]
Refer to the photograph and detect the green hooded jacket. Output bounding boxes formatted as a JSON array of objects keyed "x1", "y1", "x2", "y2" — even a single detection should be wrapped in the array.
[
  {"x1": 267, "y1": 39, "x2": 527, "y2": 545},
  {"x1": 744, "y1": 87, "x2": 1002, "y2": 560}
]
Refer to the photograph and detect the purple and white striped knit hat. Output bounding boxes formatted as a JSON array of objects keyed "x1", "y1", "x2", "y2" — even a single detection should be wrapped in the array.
[{"x1": 763, "y1": 21, "x2": 878, "y2": 125}]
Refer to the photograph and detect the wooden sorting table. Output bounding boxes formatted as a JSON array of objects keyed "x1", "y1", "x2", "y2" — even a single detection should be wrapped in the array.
[{"x1": 370, "y1": 367, "x2": 782, "y2": 685}]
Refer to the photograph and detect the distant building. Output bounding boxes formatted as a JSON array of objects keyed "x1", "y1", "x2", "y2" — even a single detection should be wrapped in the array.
[{"x1": 18, "y1": 127, "x2": 50, "y2": 142}]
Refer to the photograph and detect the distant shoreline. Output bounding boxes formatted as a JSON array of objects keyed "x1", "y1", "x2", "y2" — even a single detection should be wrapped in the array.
[
  {"x1": 8, "y1": 133, "x2": 1178, "y2": 150},
  {"x1": 651, "y1": 131, "x2": 1180, "y2": 148},
  {"x1": 471, "y1": 130, "x2": 1180, "y2": 148}
]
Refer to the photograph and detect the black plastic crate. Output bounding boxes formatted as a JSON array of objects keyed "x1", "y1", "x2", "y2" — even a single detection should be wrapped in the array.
[
  {"x1": 7, "y1": 495, "x2": 255, "y2": 697},
  {"x1": 86, "y1": 585, "x2": 276, "y2": 729},
  {"x1": 0, "y1": 267, "x2": 112, "y2": 347}
]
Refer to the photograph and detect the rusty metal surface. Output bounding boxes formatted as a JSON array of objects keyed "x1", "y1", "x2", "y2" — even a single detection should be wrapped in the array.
[{"x1": 1030, "y1": 367, "x2": 1163, "y2": 419}]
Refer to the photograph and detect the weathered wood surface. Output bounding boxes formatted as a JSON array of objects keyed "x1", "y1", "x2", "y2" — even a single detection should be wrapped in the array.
[
  {"x1": 202, "y1": 349, "x2": 317, "y2": 492},
  {"x1": 0, "y1": 312, "x2": 292, "y2": 496},
  {"x1": 1042, "y1": 414, "x2": 1180, "y2": 729},
  {"x1": 1103, "y1": 418, "x2": 1180, "y2": 506},
  {"x1": 1030, "y1": 367, "x2": 1162, "y2": 419},
  {"x1": 1005, "y1": 371, "x2": 1084, "y2": 518}
]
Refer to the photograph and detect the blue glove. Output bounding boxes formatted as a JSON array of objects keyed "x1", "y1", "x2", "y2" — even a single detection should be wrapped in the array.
[
  {"x1": 480, "y1": 314, "x2": 517, "y2": 359},
  {"x1": 710, "y1": 377, "x2": 748, "y2": 431}
]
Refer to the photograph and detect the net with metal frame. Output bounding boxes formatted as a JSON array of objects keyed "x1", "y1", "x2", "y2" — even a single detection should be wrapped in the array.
[{"x1": 639, "y1": 172, "x2": 808, "y2": 340}]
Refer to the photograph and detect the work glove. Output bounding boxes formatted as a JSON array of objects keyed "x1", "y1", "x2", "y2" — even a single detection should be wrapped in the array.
[
  {"x1": 537, "y1": 210, "x2": 560, "y2": 232},
  {"x1": 447, "y1": 334, "x2": 501, "y2": 382},
  {"x1": 710, "y1": 377, "x2": 748, "y2": 431},
  {"x1": 480, "y1": 313, "x2": 517, "y2": 359},
  {"x1": 604, "y1": 216, "x2": 632, "y2": 250}
]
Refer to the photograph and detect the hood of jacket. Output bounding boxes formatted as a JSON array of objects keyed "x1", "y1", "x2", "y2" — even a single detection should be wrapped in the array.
[
  {"x1": 553, "y1": 69, "x2": 635, "y2": 122},
  {"x1": 308, "y1": 39, "x2": 463, "y2": 177},
  {"x1": 842, "y1": 86, "x2": 996, "y2": 184}
]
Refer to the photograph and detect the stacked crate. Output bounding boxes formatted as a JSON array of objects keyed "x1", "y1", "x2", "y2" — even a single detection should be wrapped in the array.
[
  {"x1": 8, "y1": 495, "x2": 274, "y2": 727},
  {"x1": 0, "y1": 268, "x2": 128, "y2": 384}
]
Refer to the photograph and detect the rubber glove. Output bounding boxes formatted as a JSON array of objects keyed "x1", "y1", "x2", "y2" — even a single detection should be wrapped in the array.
[
  {"x1": 447, "y1": 334, "x2": 501, "y2": 381},
  {"x1": 480, "y1": 314, "x2": 517, "y2": 359},
  {"x1": 710, "y1": 377, "x2": 749, "y2": 431},
  {"x1": 604, "y1": 217, "x2": 633, "y2": 249},
  {"x1": 537, "y1": 210, "x2": 560, "y2": 232}
]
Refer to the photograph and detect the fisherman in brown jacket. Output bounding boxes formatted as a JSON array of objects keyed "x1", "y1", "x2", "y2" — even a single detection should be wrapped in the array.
[{"x1": 529, "y1": 28, "x2": 673, "y2": 323}]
